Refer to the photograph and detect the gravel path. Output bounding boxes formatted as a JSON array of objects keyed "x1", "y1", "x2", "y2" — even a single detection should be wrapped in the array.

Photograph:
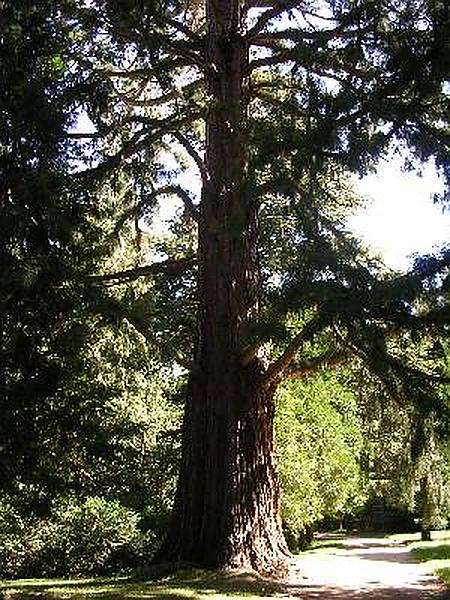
[{"x1": 281, "y1": 536, "x2": 450, "y2": 599}]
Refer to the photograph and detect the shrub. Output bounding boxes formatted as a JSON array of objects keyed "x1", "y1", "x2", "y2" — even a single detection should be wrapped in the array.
[
  {"x1": 0, "y1": 499, "x2": 30, "y2": 578},
  {"x1": 0, "y1": 495, "x2": 154, "y2": 578}
]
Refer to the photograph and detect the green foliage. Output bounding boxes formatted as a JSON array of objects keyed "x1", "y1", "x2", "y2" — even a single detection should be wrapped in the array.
[
  {"x1": 275, "y1": 372, "x2": 367, "y2": 535},
  {"x1": 0, "y1": 316, "x2": 182, "y2": 577},
  {"x1": 415, "y1": 434, "x2": 450, "y2": 530},
  {"x1": 0, "y1": 0, "x2": 182, "y2": 527},
  {"x1": 345, "y1": 361, "x2": 450, "y2": 532},
  {"x1": 0, "y1": 496, "x2": 151, "y2": 579},
  {"x1": 0, "y1": 0, "x2": 109, "y2": 494}
]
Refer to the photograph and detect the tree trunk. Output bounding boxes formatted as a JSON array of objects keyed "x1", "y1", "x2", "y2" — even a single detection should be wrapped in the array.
[
  {"x1": 158, "y1": 369, "x2": 289, "y2": 574},
  {"x1": 154, "y1": 0, "x2": 289, "y2": 575}
]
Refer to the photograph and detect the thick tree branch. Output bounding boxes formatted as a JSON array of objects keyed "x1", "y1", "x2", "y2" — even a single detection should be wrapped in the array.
[
  {"x1": 262, "y1": 314, "x2": 328, "y2": 387},
  {"x1": 286, "y1": 349, "x2": 350, "y2": 379},
  {"x1": 88, "y1": 257, "x2": 196, "y2": 285}
]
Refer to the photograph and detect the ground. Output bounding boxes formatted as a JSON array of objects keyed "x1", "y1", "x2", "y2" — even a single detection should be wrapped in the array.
[{"x1": 1, "y1": 535, "x2": 449, "y2": 599}]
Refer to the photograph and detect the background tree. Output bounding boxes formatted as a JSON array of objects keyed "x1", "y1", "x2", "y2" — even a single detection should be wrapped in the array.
[
  {"x1": 0, "y1": 0, "x2": 97, "y2": 498},
  {"x1": 275, "y1": 371, "x2": 367, "y2": 549},
  {"x1": 355, "y1": 336, "x2": 450, "y2": 536},
  {"x1": 0, "y1": 2, "x2": 181, "y2": 573}
]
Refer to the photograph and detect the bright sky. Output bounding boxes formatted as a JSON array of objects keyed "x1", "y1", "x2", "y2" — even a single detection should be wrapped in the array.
[
  {"x1": 152, "y1": 153, "x2": 450, "y2": 274},
  {"x1": 75, "y1": 115, "x2": 450, "y2": 274},
  {"x1": 348, "y1": 157, "x2": 450, "y2": 272}
]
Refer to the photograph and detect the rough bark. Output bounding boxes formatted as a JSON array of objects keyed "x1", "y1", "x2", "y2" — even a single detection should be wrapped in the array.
[
  {"x1": 157, "y1": 368, "x2": 289, "y2": 574},
  {"x1": 155, "y1": 0, "x2": 290, "y2": 575}
]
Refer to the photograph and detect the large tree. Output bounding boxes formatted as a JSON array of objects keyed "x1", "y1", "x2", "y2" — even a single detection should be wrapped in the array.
[{"x1": 44, "y1": 0, "x2": 450, "y2": 574}]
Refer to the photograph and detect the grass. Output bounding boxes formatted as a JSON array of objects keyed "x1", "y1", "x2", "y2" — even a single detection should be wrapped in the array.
[
  {"x1": 389, "y1": 530, "x2": 450, "y2": 586},
  {"x1": 0, "y1": 569, "x2": 282, "y2": 600}
]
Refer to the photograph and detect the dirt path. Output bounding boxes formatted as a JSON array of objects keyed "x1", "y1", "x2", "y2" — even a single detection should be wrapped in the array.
[{"x1": 281, "y1": 536, "x2": 450, "y2": 599}]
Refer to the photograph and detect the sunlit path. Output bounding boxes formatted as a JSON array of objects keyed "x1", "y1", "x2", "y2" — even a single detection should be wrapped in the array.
[{"x1": 284, "y1": 537, "x2": 449, "y2": 599}]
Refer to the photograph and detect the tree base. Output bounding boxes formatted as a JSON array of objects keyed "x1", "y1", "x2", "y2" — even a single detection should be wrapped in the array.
[
  {"x1": 421, "y1": 529, "x2": 432, "y2": 541},
  {"x1": 152, "y1": 538, "x2": 291, "y2": 580}
]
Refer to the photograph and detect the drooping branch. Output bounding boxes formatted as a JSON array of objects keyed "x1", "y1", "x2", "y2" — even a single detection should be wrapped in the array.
[
  {"x1": 369, "y1": 304, "x2": 450, "y2": 333},
  {"x1": 90, "y1": 288, "x2": 193, "y2": 370},
  {"x1": 248, "y1": 25, "x2": 373, "y2": 75},
  {"x1": 169, "y1": 185, "x2": 200, "y2": 222},
  {"x1": 251, "y1": 24, "x2": 367, "y2": 45},
  {"x1": 66, "y1": 114, "x2": 146, "y2": 142},
  {"x1": 410, "y1": 250, "x2": 450, "y2": 279},
  {"x1": 160, "y1": 15, "x2": 203, "y2": 42},
  {"x1": 123, "y1": 79, "x2": 202, "y2": 108},
  {"x1": 171, "y1": 131, "x2": 209, "y2": 185},
  {"x1": 88, "y1": 257, "x2": 196, "y2": 285},
  {"x1": 66, "y1": 132, "x2": 105, "y2": 139},
  {"x1": 251, "y1": 246, "x2": 449, "y2": 390},
  {"x1": 78, "y1": 112, "x2": 204, "y2": 181},
  {"x1": 77, "y1": 129, "x2": 149, "y2": 179},
  {"x1": 98, "y1": 67, "x2": 158, "y2": 80},
  {"x1": 249, "y1": 45, "x2": 370, "y2": 75},
  {"x1": 370, "y1": 250, "x2": 450, "y2": 306},
  {"x1": 114, "y1": 184, "x2": 199, "y2": 237},
  {"x1": 252, "y1": 89, "x2": 307, "y2": 118},
  {"x1": 362, "y1": 334, "x2": 449, "y2": 404},
  {"x1": 320, "y1": 253, "x2": 450, "y2": 335},
  {"x1": 246, "y1": 1, "x2": 304, "y2": 38},
  {"x1": 386, "y1": 353, "x2": 450, "y2": 386},
  {"x1": 249, "y1": 53, "x2": 291, "y2": 72},
  {"x1": 98, "y1": 54, "x2": 198, "y2": 80}
]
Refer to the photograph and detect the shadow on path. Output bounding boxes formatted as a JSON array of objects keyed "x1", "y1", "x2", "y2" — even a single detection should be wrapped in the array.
[
  {"x1": 350, "y1": 548, "x2": 419, "y2": 564},
  {"x1": 284, "y1": 536, "x2": 450, "y2": 600},
  {"x1": 282, "y1": 583, "x2": 450, "y2": 599}
]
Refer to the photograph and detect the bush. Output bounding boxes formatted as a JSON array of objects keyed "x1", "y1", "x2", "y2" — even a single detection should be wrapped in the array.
[
  {"x1": 0, "y1": 496, "x2": 156, "y2": 578},
  {"x1": 0, "y1": 499, "x2": 30, "y2": 578}
]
